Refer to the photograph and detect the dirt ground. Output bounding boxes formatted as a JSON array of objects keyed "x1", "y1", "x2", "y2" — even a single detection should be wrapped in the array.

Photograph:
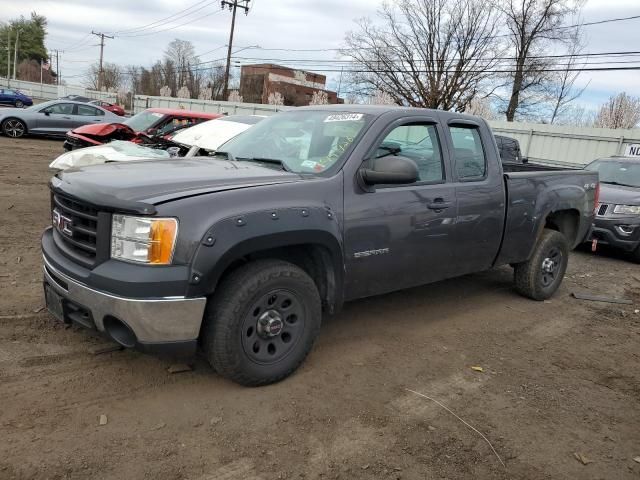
[{"x1": 0, "y1": 135, "x2": 639, "y2": 480}]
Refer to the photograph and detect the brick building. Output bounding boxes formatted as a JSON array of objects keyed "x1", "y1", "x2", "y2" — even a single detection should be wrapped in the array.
[{"x1": 239, "y1": 64, "x2": 342, "y2": 106}]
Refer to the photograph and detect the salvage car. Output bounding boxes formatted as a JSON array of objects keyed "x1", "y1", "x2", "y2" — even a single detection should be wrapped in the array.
[
  {"x1": 0, "y1": 100, "x2": 120, "y2": 138},
  {"x1": 63, "y1": 108, "x2": 220, "y2": 150},
  {"x1": 89, "y1": 100, "x2": 125, "y2": 116},
  {"x1": 0, "y1": 88, "x2": 33, "y2": 108},
  {"x1": 49, "y1": 114, "x2": 265, "y2": 170},
  {"x1": 42, "y1": 105, "x2": 598, "y2": 386},
  {"x1": 586, "y1": 156, "x2": 640, "y2": 261}
]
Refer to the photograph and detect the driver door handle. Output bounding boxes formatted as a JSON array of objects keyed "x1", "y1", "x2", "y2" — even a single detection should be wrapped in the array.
[
  {"x1": 62, "y1": 116, "x2": 71, "y2": 119},
  {"x1": 427, "y1": 198, "x2": 453, "y2": 210}
]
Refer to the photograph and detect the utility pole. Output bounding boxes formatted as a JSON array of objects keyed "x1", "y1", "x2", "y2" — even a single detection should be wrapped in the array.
[
  {"x1": 221, "y1": 0, "x2": 250, "y2": 100},
  {"x1": 91, "y1": 31, "x2": 114, "y2": 91},
  {"x1": 50, "y1": 49, "x2": 60, "y2": 85},
  {"x1": 6, "y1": 29, "x2": 10, "y2": 85},
  {"x1": 12, "y1": 29, "x2": 20, "y2": 80}
]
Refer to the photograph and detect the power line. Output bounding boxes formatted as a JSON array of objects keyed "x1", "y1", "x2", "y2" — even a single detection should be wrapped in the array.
[
  {"x1": 110, "y1": 0, "x2": 213, "y2": 35},
  {"x1": 115, "y1": 9, "x2": 224, "y2": 37}
]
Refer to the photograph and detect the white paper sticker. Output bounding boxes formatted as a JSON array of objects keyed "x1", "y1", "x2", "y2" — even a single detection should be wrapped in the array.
[
  {"x1": 301, "y1": 160, "x2": 318, "y2": 169},
  {"x1": 324, "y1": 113, "x2": 363, "y2": 122},
  {"x1": 151, "y1": 112, "x2": 164, "y2": 118}
]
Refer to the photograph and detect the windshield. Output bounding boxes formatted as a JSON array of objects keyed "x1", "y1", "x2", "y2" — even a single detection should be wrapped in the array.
[
  {"x1": 124, "y1": 111, "x2": 165, "y2": 132},
  {"x1": 586, "y1": 160, "x2": 640, "y2": 188},
  {"x1": 217, "y1": 110, "x2": 372, "y2": 174}
]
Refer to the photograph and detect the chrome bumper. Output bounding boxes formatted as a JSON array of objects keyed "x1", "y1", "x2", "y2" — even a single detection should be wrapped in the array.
[{"x1": 43, "y1": 257, "x2": 207, "y2": 343}]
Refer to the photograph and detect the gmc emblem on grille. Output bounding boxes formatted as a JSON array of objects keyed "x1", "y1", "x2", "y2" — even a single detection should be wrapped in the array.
[{"x1": 52, "y1": 209, "x2": 73, "y2": 236}]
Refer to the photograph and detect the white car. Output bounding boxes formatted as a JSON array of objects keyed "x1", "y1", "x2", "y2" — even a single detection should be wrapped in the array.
[{"x1": 49, "y1": 114, "x2": 265, "y2": 170}]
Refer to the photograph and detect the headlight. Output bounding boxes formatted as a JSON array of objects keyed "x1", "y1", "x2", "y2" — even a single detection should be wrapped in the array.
[
  {"x1": 111, "y1": 215, "x2": 178, "y2": 265},
  {"x1": 613, "y1": 205, "x2": 640, "y2": 215}
]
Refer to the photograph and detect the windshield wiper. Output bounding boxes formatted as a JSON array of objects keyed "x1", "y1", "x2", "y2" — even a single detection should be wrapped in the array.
[
  {"x1": 601, "y1": 180, "x2": 636, "y2": 187},
  {"x1": 236, "y1": 157, "x2": 293, "y2": 172}
]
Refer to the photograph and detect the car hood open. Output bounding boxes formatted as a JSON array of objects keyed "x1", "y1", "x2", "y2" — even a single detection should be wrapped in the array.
[{"x1": 51, "y1": 157, "x2": 304, "y2": 214}]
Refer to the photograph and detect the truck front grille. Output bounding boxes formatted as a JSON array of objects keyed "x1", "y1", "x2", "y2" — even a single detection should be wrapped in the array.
[{"x1": 52, "y1": 193, "x2": 102, "y2": 267}]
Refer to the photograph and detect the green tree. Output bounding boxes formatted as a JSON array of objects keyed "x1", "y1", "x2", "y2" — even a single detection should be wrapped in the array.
[{"x1": 0, "y1": 12, "x2": 49, "y2": 79}]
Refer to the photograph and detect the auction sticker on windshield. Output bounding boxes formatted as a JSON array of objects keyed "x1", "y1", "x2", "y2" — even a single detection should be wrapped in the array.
[{"x1": 324, "y1": 113, "x2": 363, "y2": 122}]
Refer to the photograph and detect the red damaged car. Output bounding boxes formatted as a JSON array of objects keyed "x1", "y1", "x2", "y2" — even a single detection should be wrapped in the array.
[{"x1": 63, "y1": 108, "x2": 220, "y2": 151}]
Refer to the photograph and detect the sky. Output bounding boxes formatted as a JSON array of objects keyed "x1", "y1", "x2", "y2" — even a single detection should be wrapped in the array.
[{"x1": 3, "y1": 0, "x2": 640, "y2": 113}]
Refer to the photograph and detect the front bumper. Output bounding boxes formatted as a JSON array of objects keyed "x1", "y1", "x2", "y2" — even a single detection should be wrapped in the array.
[
  {"x1": 591, "y1": 216, "x2": 640, "y2": 252},
  {"x1": 43, "y1": 254, "x2": 207, "y2": 356}
]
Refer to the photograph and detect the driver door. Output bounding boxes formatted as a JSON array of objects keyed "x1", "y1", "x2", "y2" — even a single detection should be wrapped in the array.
[
  {"x1": 33, "y1": 103, "x2": 77, "y2": 135},
  {"x1": 343, "y1": 118, "x2": 457, "y2": 300}
]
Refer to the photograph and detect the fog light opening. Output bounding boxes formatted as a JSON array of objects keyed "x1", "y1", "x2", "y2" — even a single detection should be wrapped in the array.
[
  {"x1": 617, "y1": 225, "x2": 635, "y2": 236},
  {"x1": 103, "y1": 316, "x2": 137, "y2": 348}
]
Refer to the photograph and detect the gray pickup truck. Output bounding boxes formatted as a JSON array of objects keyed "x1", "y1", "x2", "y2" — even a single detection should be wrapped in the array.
[{"x1": 42, "y1": 105, "x2": 598, "y2": 386}]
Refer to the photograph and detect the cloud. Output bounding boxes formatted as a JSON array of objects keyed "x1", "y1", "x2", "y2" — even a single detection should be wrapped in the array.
[{"x1": 5, "y1": 0, "x2": 640, "y2": 104}]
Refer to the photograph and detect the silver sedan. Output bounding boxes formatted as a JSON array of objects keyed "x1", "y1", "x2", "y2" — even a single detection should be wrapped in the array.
[{"x1": 0, "y1": 99, "x2": 121, "y2": 138}]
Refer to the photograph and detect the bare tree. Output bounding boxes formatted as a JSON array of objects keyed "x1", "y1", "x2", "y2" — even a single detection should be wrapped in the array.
[
  {"x1": 499, "y1": 0, "x2": 584, "y2": 121},
  {"x1": 268, "y1": 91, "x2": 284, "y2": 106},
  {"x1": 465, "y1": 96, "x2": 497, "y2": 119},
  {"x1": 164, "y1": 39, "x2": 198, "y2": 93},
  {"x1": 342, "y1": 0, "x2": 504, "y2": 111},
  {"x1": 593, "y1": 93, "x2": 640, "y2": 129},
  {"x1": 309, "y1": 90, "x2": 329, "y2": 105},
  {"x1": 547, "y1": 39, "x2": 587, "y2": 124},
  {"x1": 228, "y1": 91, "x2": 243, "y2": 103},
  {"x1": 367, "y1": 89, "x2": 396, "y2": 105},
  {"x1": 85, "y1": 62, "x2": 122, "y2": 91}
]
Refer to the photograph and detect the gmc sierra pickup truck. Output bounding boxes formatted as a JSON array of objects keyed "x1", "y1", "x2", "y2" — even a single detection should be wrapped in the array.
[{"x1": 42, "y1": 105, "x2": 599, "y2": 386}]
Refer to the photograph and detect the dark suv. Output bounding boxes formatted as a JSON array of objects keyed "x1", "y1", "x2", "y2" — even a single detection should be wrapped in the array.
[{"x1": 586, "y1": 156, "x2": 640, "y2": 262}]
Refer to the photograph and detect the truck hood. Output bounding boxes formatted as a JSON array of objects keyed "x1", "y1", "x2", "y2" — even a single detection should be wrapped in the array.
[
  {"x1": 52, "y1": 157, "x2": 304, "y2": 214},
  {"x1": 599, "y1": 183, "x2": 640, "y2": 205}
]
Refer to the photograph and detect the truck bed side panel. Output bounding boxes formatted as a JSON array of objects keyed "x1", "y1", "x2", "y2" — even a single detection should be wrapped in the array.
[{"x1": 495, "y1": 170, "x2": 597, "y2": 266}]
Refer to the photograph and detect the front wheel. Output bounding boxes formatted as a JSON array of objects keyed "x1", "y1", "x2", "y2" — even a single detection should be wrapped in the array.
[
  {"x1": 514, "y1": 229, "x2": 569, "y2": 300},
  {"x1": 14, "y1": 100, "x2": 24, "y2": 108},
  {"x1": 2, "y1": 118, "x2": 26, "y2": 138},
  {"x1": 201, "y1": 259, "x2": 322, "y2": 386}
]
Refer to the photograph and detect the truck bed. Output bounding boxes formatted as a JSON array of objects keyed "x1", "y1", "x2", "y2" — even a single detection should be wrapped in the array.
[{"x1": 495, "y1": 168, "x2": 598, "y2": 266}]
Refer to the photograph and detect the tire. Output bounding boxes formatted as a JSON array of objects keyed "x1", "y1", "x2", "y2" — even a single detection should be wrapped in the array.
[
  {"x1": 514, "y1": 229, "x2": 569, "y2": 301},
  {"x1": 631, "y1": 246, "x2": 640, "y2": 264},
  {"x1": 201, "y1": 259, "x2": 322, "y2": 386},
  {"x1": 14, "y1": 100, "x2": 24, "y2": 108},
  {"x1": 2, "y1": 118, "x2": 27, "y2": 138}
]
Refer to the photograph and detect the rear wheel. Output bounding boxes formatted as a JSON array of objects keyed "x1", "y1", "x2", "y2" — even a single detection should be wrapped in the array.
[
  {"x1": 514, "y1": 229, "x2": 569, "y2": 300},
  {"x1": 2, "y1": 118, "x2": 26, "y2": 138},
  {"x1": 14, "y1": 100, "x2": 24, "y2": 108},
  {"x1": 201, "y1": 259, "x2": 321, "y2": 386}
]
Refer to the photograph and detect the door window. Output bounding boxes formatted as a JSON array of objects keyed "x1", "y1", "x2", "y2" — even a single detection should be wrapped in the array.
[
  {"x1": 450, "y1": 126, "x2": 487, "y2": 180},
  {"x1": 375, "y1": 123, "x2": 444, "y2": 183},
  {"x1": 77, "y1": 104, "x2": 104, "y2": 116},
  {"x1": 43, "y1": 103, "x2": 74, "y2": 115}
]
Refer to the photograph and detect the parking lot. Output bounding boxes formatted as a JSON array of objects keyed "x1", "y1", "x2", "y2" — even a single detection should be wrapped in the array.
[{"x1": 0, "y1": 135, "x2": 639, "y2": 479}]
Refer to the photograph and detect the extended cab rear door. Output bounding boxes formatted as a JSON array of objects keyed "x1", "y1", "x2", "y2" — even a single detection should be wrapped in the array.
[
  {"x1": 343, "y1": 115, "x2": 458, "y2": 300},
  {"x1": 441, "y1": 117, "x2": 506, "y2": 275}
]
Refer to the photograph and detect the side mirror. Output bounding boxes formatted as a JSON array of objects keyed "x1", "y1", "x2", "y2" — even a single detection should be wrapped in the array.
[
  {"x1": 146, "y1": 127, "x2": 158, "y2": 136},
  {"x1": 43, "y1": 110, "x2": 50, "y2": 116},
  {"x1": 521, "y1": 156, "x2": 529, "y2": 164},
  {"x1": 360, "y1": 155, "x2": 419, "y2": 185}
]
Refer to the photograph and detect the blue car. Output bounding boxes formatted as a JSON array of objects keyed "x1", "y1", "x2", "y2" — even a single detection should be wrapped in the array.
[{"x1": 0, "y1": 88, "x2": 33, "y2": 108}]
